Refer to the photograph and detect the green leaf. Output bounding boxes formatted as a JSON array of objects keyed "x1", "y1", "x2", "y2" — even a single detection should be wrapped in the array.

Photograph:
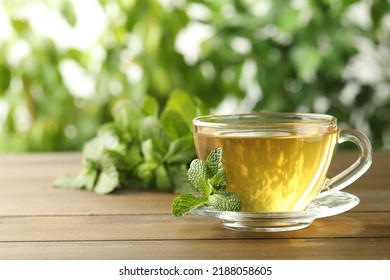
[
  {"x1": 108, "y1": 144, "x2": 143, "y2": 173},
  {"x1": 168, "y1": 164, "x2": 196, "y2": 193},
  {"x1": 276, "y1": 7, "x2": 301, "y2": 33},
  {"x1": 371, "y1": 0, "x2": 390, "y2": 29},
  {"x1": 84, "y1": 169, "x2": 98, "y2": 191},
  {"x1": 205, "y1": 147, "x2": 223, "y2": 176},
  {"x1": 61, "y1": 1, "x2": 77, "y2": 26},
  {"x1": 112, "y1": 98, "x2": 144, "y2": 137},
  {"x1": 135, "y1": 161, "x2": 158, "y2": 186},
  {"x1": 187, "y1": 159, "x2": 211, "y2": 195},
  {"x1": 290, "y1": 45, "x2": 322, "y2": 82},
  {"x1": 141, "y1": 95, "x2": 159, "y2": 117},
  {"x1": 139, "y1": 116, "x2": 171, "y2": 156},
  {"x1": 162, "y1": 90, "x2": 205, "y2": 126},
  {"x1": 82, "y1": 135, "x2": 107, "y2": 165},
  {"x1": 155, "y1": 164, "x2": 173, "y2": 192},
  {"x1": 0, "y1": 64, "x2": 11, "y2": 95},
  {"x1": 93, "y1": 158, "x2": 120, "y2": 194},
  {"x1": 172, "y1": 193, "x2": 208, "y2": 217},
  {"x1": 53, "y1": 173, "x2": 85, "y2": 190},
  {"x1": 208, "y1": 170, "x2": 227, "y2": 191},
  {"x1": 141, "y1": 139, "x2": 158, "y2": 162},
  {"x1": 163, "y1": 136, "x2": 195, "y2": 164},
  {"x1": 161, "y1": 110, "x2": 191, "y2": 139},
  {"x1": 208, "y1": 192, "x2": 241, "y2": 212},
  {"x1": 171, "y1": 147, "x2": 241, "y2": 215},
  {"x1": 42, "y1": 1, "x2": 76, "y2": 27}
]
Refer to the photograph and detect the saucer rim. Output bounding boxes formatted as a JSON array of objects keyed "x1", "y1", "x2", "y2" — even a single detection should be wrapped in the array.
[{"x1": 191, "y1": 191, "x2": 360, "y2": 220}]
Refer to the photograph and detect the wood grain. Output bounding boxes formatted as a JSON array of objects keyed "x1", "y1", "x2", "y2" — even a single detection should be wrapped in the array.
[
  {"x1": 0, "y1": 212, "x2": 389, "y2": 242},
  {"x1": 0, "y1": 181, "x2": 388, "y2": 216},
  {"x1": 0, "y1": 239, "x2": 388, "y2": 260},
  {"x1": 0, "y1": 151, "x2": 389, "y2": 260}
]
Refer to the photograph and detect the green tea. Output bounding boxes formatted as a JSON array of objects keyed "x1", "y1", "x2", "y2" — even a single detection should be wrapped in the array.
[{"x1": 194, "y1": 130, "x2": 338, "y2": 212}]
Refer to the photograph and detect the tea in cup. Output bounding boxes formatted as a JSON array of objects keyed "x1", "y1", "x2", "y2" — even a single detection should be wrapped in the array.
[{"x1": 193, "y1": 113, "x2": 372, "y2": 213}]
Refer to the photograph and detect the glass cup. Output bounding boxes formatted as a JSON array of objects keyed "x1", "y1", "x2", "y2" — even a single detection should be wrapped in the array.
[{"x1": 193, "y1": 113, "x2": 372, "y2": 215}]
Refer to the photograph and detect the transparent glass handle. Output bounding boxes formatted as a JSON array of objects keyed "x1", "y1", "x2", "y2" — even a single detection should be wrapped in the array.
[{"x1": 317, "y1": 129, "x2": 373, "y2": 198}]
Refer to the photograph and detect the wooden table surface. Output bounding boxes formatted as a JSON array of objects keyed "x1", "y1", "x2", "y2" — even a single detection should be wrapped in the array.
[{"x1": 0, "y1": 151, "x2": 389, "y2": 260}]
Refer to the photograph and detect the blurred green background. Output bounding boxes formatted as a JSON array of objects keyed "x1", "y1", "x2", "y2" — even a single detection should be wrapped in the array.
[{"x1": 1, "y1": 0, "x2": 390, "y2": 153}]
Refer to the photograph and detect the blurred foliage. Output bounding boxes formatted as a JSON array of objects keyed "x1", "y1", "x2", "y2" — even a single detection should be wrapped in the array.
[
  {"x1": 0, "y1": 0, "x2": 390, "y2": 152},
  {"x1": 54, "y1": 91, "x2": 207, "y2": 193}
]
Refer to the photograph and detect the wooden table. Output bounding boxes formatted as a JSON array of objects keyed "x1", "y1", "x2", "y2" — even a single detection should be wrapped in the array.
[{"x1": 0, "y1": 151, "x2": 389, "y2": 260}]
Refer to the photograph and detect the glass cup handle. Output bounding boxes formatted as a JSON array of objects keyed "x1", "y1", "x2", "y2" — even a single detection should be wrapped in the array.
[{"x1": 317, "y1": 129, "x2": 373, "y2": 198}]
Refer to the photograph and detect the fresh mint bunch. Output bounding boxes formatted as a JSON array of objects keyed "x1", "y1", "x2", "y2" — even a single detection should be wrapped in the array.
[
  {"x1": 172, "y1": 148, "x2": 242, "y2": 216},
  {"x1": 54, "y1": 90, "x2": 208, "y2": 194}
]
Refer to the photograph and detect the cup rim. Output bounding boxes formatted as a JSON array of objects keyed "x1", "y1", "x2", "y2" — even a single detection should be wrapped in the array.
[{"x1": 193, "y1": 112, "x2": 337, "y2": 128}]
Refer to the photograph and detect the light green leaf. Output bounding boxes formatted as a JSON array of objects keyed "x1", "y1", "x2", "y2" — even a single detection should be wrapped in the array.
[
  {"x1": 161, "y1": 110, "x2": 191, "y2": 139},
  {"x1": 208, "y1": 192, "x2": 241, "y2": 212},
  {"x1": 61, "y1": 1, "x2": 77, "y2": 26},
  {"x1": 108, "y1": 144, "x2": 143, "y2": 173},
  {"x1": 205, "y1": 147, "x2": 223, "y2": 176},
  {"x1": 141, "y1": 139, "x2": 158, "y2": 162},
  {"x1": 168, "y1": 164, "x2": 196, "y2": 193},
  {"x1": 93, "y1": 171, "x2": 118, "y2": 194},
  {"x1": 141, "y1": 95, "x2": 159, "y2": 117},
  {"x1": 135, "y1": 161, "x2": 158, "y2": 186},
  {"x1": 84, "y1": 169, "x2": 98, "y2": 191},
  {"x1": 82, "y1": 135, "x2": 107, "y2": 165},
  {"x1": 53, "y1": 173, "x2": 85, "y2": 190},
  {"x1": 139, "y1": 116, "x2": 171, "y2": 156},
  {"x1": 171, "y1": 147, "x2": 241, "y2": 215},
  {"x1": 93, "y1": 158, "x2": 120, "y2": 194},
  {"x1": 290, "y1": 44, "x2": 322, "y2": 82},
  {"x1": 187, "y1": 159, "x2": 211, "y2": 195},
  {"x1": 149, "y1": 60, "x2": 167, "y2": 84},
  {"x1": 209, "y1": 170, "x2": 227, "y2": 191},
  {"x1": 163, "y1": 135, "x2": 195, "y2": 164},
  {"x1": 112, "y1": 98, "x2": 144, "y2": 137},
  {"x1": 0, "y1": 64, "x2": 11, "y2": 95},
  {"x1": 155, "y1": 164, "x2": 173, "y2": 192},
  {"x1": 276, "y1": 7, "x2": 301, "y2": 33},
  {"x1": 172, "y1": 193, "x2": 208, "y2": 217},
  {"x1": 162, "y1": 90, "x2": 204, "y2": 126}
]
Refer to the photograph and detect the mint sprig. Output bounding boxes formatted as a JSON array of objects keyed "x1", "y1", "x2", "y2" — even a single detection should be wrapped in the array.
[
  {"x1": 54, "y1": 90, "x2": 208, "y2": 194},
  {"x1": 171, "y1": 148, "x2": 242, "y2": 216}
]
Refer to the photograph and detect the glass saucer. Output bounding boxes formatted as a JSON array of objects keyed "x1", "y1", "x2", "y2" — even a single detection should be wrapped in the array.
[{"x1": 191, "y1": 191, "x2": 359, "y2": 232}]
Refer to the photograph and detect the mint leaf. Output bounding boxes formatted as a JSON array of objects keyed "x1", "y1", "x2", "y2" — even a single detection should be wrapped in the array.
[
  {"x1": 155, "y1": 164, "x2": 173, "y2": 192},
  {"x1": 168, "y1": 164, "x2": 196, "y2": 194},
  {"x1": 60, "y1": 1, "x2": 76, "y2": 26},
  {"x1": 142, "y1": 95, "x2": 159, "y2": 117},
  {"x1": 205, "y1": 147, "x2": 223, "y2": 177},
  {"x1": 172, "y1": 147, "x2": 241, "y2": 216},
  {"x1": 139, "y1": 116, "x2": 171, "y2": 157},
  {"x1": 208, "y1": 169, "x2": 227, "y2": 191},
  {"x1": 53, "y1": 173, "x2": 85, "y2": 189},
  {"x1": 162, "y1": 90, "x2": 203, "y2": 126},
  {"x1": 112, "y1": 98, "x2": 144, "y2": 137},
  {"x1": 161, "y1": 110, "x2": 191, "y2": 139},
  {"x1": 208, "y1": 192, "x2": 242, "y2": 212},
  {"x1": 93, "y1": 157, "x2": 120, "y2": 194},
  {"x1": 82, "y1": 135, "x2": 107, "y2": 165},
  {"x1": 84, "y1": 169, "x2": 98, "y2": 191},
  {"x1": 0, "y1": 63, "x2": 11, "y2": 94},
  {"x1": 141, "y1": 139, "x2": 158, "y2": 162},
  {"x1": 53, "y1": 91, "x2": 208, "y2": 194},
  {"x1": 109, "y1": 144, "x2": 143, "y2": 174},
  {"x1": 163, "y1": 136, "x2": 195, "y2": 164},
  {"x1": 172, "y1": 193, "x2": 209, "y2": 217},
  {"x1": 135, "y1": 162, "x2": 157, "y2": 187},
  {"x1": 187, "y1": 159, "x2": 211, "y2": 195}
]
